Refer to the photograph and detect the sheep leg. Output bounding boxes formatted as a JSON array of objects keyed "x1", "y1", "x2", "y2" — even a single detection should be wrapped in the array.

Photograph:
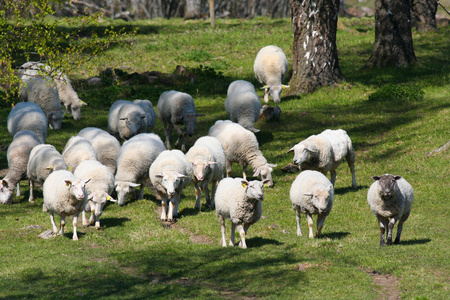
[
  {"x1": 174, "y1": 193, "x2": 180, "y2": 217},
  {"x1": 242, "y1": 164, "x2": 248, "y2": 180},
  {"x1": 203, "y1": 183, "x2": 210, "y2": 208},
  {"x1": 194, "y1": 182, "x2": 202, "y2": 211},
  {"x1": 168, "y1": 196, "x2": 175, "y2": 221},
  {"x1": 330, "y1": 170, "x2": 337, "y2": 187},
  {"x1": 82, "y1": 210, "x2": 89, "y2": 226},
  {"x1": 387, "y1": 216, "x2": 399, "y2": 245},
  {"x1": 49, "y1": 212, "x2": 58, "y2": 234},
  {"x1": 210, "y1": 180, "x2": 217, "y2": 209},
  {"x1": 378, "y1": 216, "x2": 388, "y2": 246},
  {"x1": 348, "y1": 161, "x2": 357, "y2": 189},
  {"x1": 219, "y1": 215, "x2": 227, "y2": 247},
  {"x1": 238, "y1": 224, "x2": 251, "y2": 248},
  {"x1": 229, "y1": 223, "x2": 236, "y2": 246},
  {"x1": 394, "y1": 219, "x2": 405, "y2": 244},
  {"x1": 28, "y1": 179, "x2": 35, "y2": 203},
  {"x1": 60, "y1": 216, "x2": 66, "y2": 237},
  {"x1": 162, "y1": 120, "x2": 173, "y2": 150},
  {"x1": 72, "y1": 214, "x2": 79, "y2": 241},
  {"x1": 89, "y1": 211, "x2": 95, "y2": 226},
  {"x1": 16, "y1": 182, "x2": 21, "y2": 197},
  {"x1": 295, "y1": 209, "x2": 303, "y2": 237},
  {"x1": 346, "y1": 149, "x2": 357, "y2": 189},
  {"x1": 173, "y1": 124, "x2": 186, "y2": 152},
  {"x1": 316, "y1": 215, "x2": 326, "y2": 238},
  {"x1": 306, "y1": 213, "x2": 314, "y2": 238},
  {"x1": 236, "y1": 224, "x2": 247, "y2": 249},
  {"x1": 226, "y1": 160, "x2": 233, "y2": 177},
  {"x1": 160, "y1": 197, "x2": 168, "y2": 221}
]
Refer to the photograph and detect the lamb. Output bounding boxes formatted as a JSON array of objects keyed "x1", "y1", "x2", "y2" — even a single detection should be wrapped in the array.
[
  {"x1": 157, "y1": 90, "x2": 203, "y2": 152},
  {"x1": 107, "y1": 100, "x2": 147, "y2": 141},
  {"x1": 149, "y1": 150, "x2": 193, "y2": 221},
  {"x1": 74, "y1": 160, "x2": 116, "y2": 229},
  {"x1": 18, "y1": 61, "x2": 87, "y2": 120},
  {"x1": 186, "y1": 136, "x2": 226, "y2": 210},
  {"x1": 253, "y1": 45, "x2": 289, "y2": 103},
  {"x1": 19, "y1": 76, "x2": 65, "y2": 130},
  {"x1": 7, "y1": 102, "x2": 48, "y2": 143},
  {"x1": 367, "y1": 174, "x2": 414, "y2": 246},
  {"x1": 208, "y1": 120, "x2": 277, "y2": 187},
  {"x1": 215, "y1": 177, "x2": 270, "y2": 249},
  {"x1": 225, "y1": 80, "x2": 261, "y2": 133},
  {"x1": 115, "y1": 133, "x2": 166, "y2": 206},
  {"x1": 133, "y1": 99, "x2": 156, "y2": 132},
  {"x1": 288, "y1": 129, "x2": 357, "y2": 189},
  {"x1": 0, "y1": 131, "x2": 41, "y2": 204},
  {"x1": 27, "y1": 144, "x2": 69, "y2": 203},
  {"x1": 289, "y1": 170, "x2": 334, "y2": 238},
  {"x1": 42, "y1": 170, "x2": 90, "y2": 240},
  {"x1": 77, "y1": 127, "x2": 121, "y2": 175},
  {"x1": 62, "y1": 136, "x2": 98, "y2": 172}
]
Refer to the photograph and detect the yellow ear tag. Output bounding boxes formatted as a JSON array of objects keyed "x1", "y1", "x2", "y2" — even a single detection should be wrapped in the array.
[
  {"x1": 67, "y1": 166, "x2": 72, "y2": 171},
  {"x1": 107, "y1": 196, "x2": 111, "y2": 200},
  {"x1": 66, "y1": 182, "x2": 70, "y2": 187},
  {"x1": 264, "y1": 183, "x2": 268, "y2": 188},
  {"x1": 49, "y1": 166, "x2": 54, "y2": 171},
  {"x1": 241, "y1": 184, "x2": 247, "y2": 188}
]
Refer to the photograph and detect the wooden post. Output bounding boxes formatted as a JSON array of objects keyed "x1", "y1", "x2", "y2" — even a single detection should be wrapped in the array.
[{"x1": 209, "y1": 0, "x2": 215, "y2": 28}]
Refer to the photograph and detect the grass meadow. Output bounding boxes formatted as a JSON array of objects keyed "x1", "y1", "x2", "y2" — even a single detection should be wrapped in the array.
[{"x1": 0, "y1": 17, "x2": 449, "y2": 299}]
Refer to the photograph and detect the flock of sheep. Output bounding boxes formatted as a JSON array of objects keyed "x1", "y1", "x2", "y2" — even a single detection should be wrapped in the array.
[{"x1": 0, "y1": 45, "x2": 414, "y2": 247}]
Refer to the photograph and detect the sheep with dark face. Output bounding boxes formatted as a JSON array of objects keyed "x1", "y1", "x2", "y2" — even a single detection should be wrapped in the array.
[{"x1": 367, "y1": 174, "x2": 414, "y2": 246}]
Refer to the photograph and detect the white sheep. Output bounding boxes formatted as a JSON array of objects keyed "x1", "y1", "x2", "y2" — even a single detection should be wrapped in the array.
[
  {"x1": 149, "y1": 150, "x2": 193, "y2": 221},
  {"x1": 74, "y1": 160, "x2": 116, "y2": 229},
  {"x1": 208, "y1": 120, "x2": 277, "y2": 187},
  {"x1": 186, "y1": 136, "x2": 226, "y2": 210},
  {"x1": 77, "y1": 127, "x2": 121, "y2": 175},
  {"x1": 367, "y1": 174, "x2": 414, "y2": 246},
  {"x1": 27, "y1": 144, "x2": 69, "y2": 203},
  {"x1": 0, "y1": 131, "x2": 41, "y2": 204},
  {"x1": 18, "y1": 61, "x2": 87, "y2": 120},
  {"x1": 115, "y1": 133, "x2": 166, "y2": 206},
  {"x1": 215, "y1": 177, "x2": 270, "y2": 249},
  {"x1": 7, "y1": 102, "x2": 48, "y2": 144},
  {"x1": 225, "y1": 80, "x2": 261, "y2": 133},
  {"x1": 289, "y1": 170, "x2": 334, "y2": 238},
  {"x1": 43, "y1": 170, "x2": 90, "y2": 240},
  {"x1": 157, "y1": 90, "x2": 203, "y2": 152},
  {"x1": 19, "y1": 76, "x2": 65, "y2": 130},
  {"x1": 288, "y1": 129, "x2": 357, "y2": 189},
  {"x1": 253, "y1": 45, "x2": 289, "y2": 103},
  {"x1": 61, "y1": 136, "x2": 98, "y2": 172},
  {"x1": 107, "y1": 100, "x2": 147, "y2": 141},
  {"x1": 133, "y1": 99, "x2": 156, "y2": 132}
]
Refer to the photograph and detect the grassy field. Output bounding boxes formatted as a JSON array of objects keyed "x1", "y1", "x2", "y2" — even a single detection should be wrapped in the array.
[{"x1": 0, "y1": 17, "x2": 449, "y2": 299}]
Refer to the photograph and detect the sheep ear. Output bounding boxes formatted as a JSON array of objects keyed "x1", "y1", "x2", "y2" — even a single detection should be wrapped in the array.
[
  {"x1": 269, "y1": 163, "x2": 277, "y2": 168},
  {"x1": 262, "y1": 179, "x2": 271, "y2": 187},
  {"x1": 80, "y1": 100, "x2": 88, "y2": 106},
  {"x1": 282, "y1": 85, "x2": 290, "y2": 90},
  {"x1": 155, "y1": 173, "x2": 164, "y2": 178},
  {"x1": 114, "y1": 181, "x2": 119, "y2": 187},
  {"x1": 371, "y1": 176, "x2": 381, "y2": 181},
  {"x1": 65, "y1": 180, "x2": 72, "y2": 187},
  {"x1": 394, "y1": 176, "x2": 402, "y2": 181},
  {"x1": 46, "y1": 166, "x2": 54, "y2": 171},
  {"x1": 107, "y1": 195, "x2": 117, "y2": 202},
  {"x1": 84, "y1": 178, "x2": 91, "y2": 184},
  {"x1": 241, "y1": 180, "x2": 249, "y2": 188},
  {"x1": 253, "y1": 168, "x2": 261, "y2": 177},
  {"x1": 177, "y1": 174, "x2": 187, "y2": 179},
  {"x1": 208, "y1": 161, "x2": 217, "y2": 165},
  {"x1": 129, "y1": 183, "x2": 141, "y2": 187},
  {"x1": 305, "y1": 147, "x2": 317, "y2": 153},
  {"x1": 67, "y1": 165, "x2": 72, "y2": 171},
  {"x1": 88, "y1": 193, "x2": 94, "y2": 200},
  {"x1": 303, "y1": 193, "x2": 313, "y2": 197},
  {"x1": 119, "y1": 117, "x2": 128, "y2": 121},
  {"x1": 287, "y1": 147, "x2": 295, "y2": 154},
  {"x1": 250, "y1": 127, "x2": 260, "y2": 133}
]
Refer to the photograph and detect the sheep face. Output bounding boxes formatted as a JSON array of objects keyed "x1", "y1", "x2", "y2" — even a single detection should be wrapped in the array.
[
  {"x1": 182, "y1": 114, "x2": 197, "y2": 137},
  {"x1": 120, "y1": 114, "x2": 146, "y2": 139},
  {"x1": 243, "y1": 179, "x2": 270, "y2": 201},
  {"x1": 290, "y1": 143, "x2": 316, "y2": 167},
  {"x1": 253, "y1": 164, "x2": 277, "y2": 187},
  {"x1": 68, "y1": 101, "x2": 84, "y2": 121},
  {"x1": 156, "y1": 171, "x2": 187, "y2": 198},
  {"x1": 191, "y1": 158, "x2": 215, "y2": 181},
  {"x1": 48, "y1": 111, "x2": 64, "y2": 130},
  {"x1": 372, "y1": 175, "x2": 402, "y2": 199},
  {"x1": 269, "y1": 85, "x2": 282, "y2": 103},
  {"x1": 65, "y1": 178, "x2": 89, "y2": 201},
  {"x1": 88, "y1": 191, "x2": 115, "y2": 217},
  {"x1": 0, "y1": 179, "x2": 14, "y2": 204},
  {"x1": 304, "y1": 186, "x2": 333, "y2": 214},
  {"x1": 115, "y1": 181, "x2": 140, "y2": 206}
]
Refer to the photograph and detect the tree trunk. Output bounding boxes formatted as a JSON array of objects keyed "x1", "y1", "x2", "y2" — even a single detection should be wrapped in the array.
[
  {"x1": 209, "y1": 0, "x2": 215, "y2": 27},
  {"x1": 366, "y1": 0, "x2": 417, "y2": 68},
  {"x1": 411, "y1": 0, "x2": 438, "y2": 31},
  {"x1": 185, "y1": 0, "x2": 201, "y2": 19},
  {"x1": 288, "y1": 0, "x2": 345, "y2": 94}
]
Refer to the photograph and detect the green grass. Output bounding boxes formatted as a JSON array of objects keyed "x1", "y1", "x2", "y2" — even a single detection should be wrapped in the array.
[{"x1": 1, "y1": 17, "x2": 449, "y2": 299}]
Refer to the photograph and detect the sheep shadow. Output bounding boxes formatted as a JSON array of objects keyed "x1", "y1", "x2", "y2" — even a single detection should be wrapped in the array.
[
  {"x1": 317, "y1": 231, "x2": 350, "y2": 240},
  {"x1": 234, "y1": 236, "x2": 283, "y2": 248},
  {"x1": 396, "y1": 238, "x2": 431, "y2": 246},
  {"x1": 334, "y1": 185, "x2": 368, "y2": 195},
  {"x1": 100, "y1": 217, "x2": 131, "y2": 228}
]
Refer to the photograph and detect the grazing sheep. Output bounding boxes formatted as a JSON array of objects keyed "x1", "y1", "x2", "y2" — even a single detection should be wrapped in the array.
[
  {"x1": 62, "y1": 136, "x2": 98, "y2": 172},
  {"x1": 259, "y1": 104, "x2": 281, "y2": 121},
  {"x1": 77, "y1": 127, "x2": 121, "y2": 175},
  {"x1": 27, "y1": 144, "x2": 69, "y2": 203},
  {"x1": 367, "y1": 174, "x2": 414, "y2": 246},
  {"x1": 157, "y1": 90, "x2": 203, "y2": 152},
  {"x1": 133, "y1": 99, "x2": 156, "y2": 132},
  {"x1": 107, "y1": 100, "x2": 147, "y2": 141},
  {"x1": 149, "y1": 150, "x2": 193, "y2": 221},
  {"x1": 7, "y1": 102, "x2": 47, "y2": 144},
  {"x1": 215, "y1": 177, "x2": 270, "y2": 249},
  {"x1": 186, "y1": 136, "x2": 226, "y2": 210},
  {"x1": 289, "y1": 170, "x2": 334, "y2": 238},
  {"x1": 208, "y1": 120, "x2": 277, "y2": 187},
  {"x1": 43, "y1": 170, "x2": 90, "y2": 240},
  {"x1": 288, "y1": 129, "x2": 357, "y2": 189},
  {"x1": 115, "y1": 133, "x2": 166, "y2": 206},
  {"x1": 19, "y1": 76, "x2": 65, "y2": 130},
  {"x1": 225, "y1": 80, "x2": 261, "y2": 133},
  {"x1": 18, "y1": 61, "x2": 87, "y2": 120},
  {"x1": 0, "y1": 131, "x2": 41, "y2": 204},
  {"x1": 253, "y1": 45, "x2": 289, "y2": 103},
  {"x1": 74, "y1": 160, "x2": 116, "y2": 229}
]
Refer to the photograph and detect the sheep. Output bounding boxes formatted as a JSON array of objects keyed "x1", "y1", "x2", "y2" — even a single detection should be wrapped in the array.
[
  {"x1": 61, "y1": 136, "x2": 98, "y2": 172},
  {"x1": 7, "y1": 102, "x2": 48, "y2": 143},
  {"x1": 19, "y1": 76, "x2": 65, "y2": 130},
  {"x1": 289, "y1": 170, "x2": 334, "y2": 239},
  {"x1": 107, "y1": 100, "x2": 147, "y2": 141},
  {"x1": 77, "y1": 127, "x2": 121, "y2": 175},
  {"x1": 149, "y1": 149, "x2": 193, "y2": 221},
  {"x1": 157, "y1": 90, "x2": 204, "y2": 152},
  {"x1": 215, "y1": 177, "x2": 270, "y2": 249},
  {"x1": 253, "y1": 45, "x2": 289, "y2": 103},
  {"x1": 186, "y1": 136, "x2": 226, "y2": 210},
  {"x1": 42, "y1": 170, "x2": 90, "y2": 240},
  {"x1": 208, "y1": 120, "x2": 277, "y2": 187},
  {"x1": 18, "y1": 61, "x2": 87, "y2": 120},
  {"x1": 225, "y1": 80, "x2": 261, "y2": 133},
  {"x1": 259, "y1": 104, "x2": 281, "y2": 121},
  {"x1": 115, "y1": 133, "x2": 166, "y2": 206},
  {"x1": 74, "y1": 160, "x2": 116, "y2": 229},
  {"x1": 0, "y1": 131, "x2": 41, "y2": 204},
  {"x1": 288, "y1": 129, "x2": 357, "y2": 189},
  {"x1": 27, "y1": 144, "x2": 69, "y2": 203},
  {"x1": 367, "y1": 174, "x2": 414, "y2": 246},
  {"x1": 133, "y1": 99, "x2": 156, "y2": 132}
]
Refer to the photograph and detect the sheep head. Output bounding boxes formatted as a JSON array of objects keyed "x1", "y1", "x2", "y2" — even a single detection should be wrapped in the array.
[
  {"x1": 372, "y1": 174, "x2": 402, "y2": 199},
  {"x1": 114, "y1": 181, "x2": 141, "y2": 206}
]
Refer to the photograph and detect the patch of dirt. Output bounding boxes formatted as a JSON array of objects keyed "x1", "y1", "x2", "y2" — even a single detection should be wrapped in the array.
[{"x1": 367, "y1": 270, "x2": 401, "y2": 300}]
